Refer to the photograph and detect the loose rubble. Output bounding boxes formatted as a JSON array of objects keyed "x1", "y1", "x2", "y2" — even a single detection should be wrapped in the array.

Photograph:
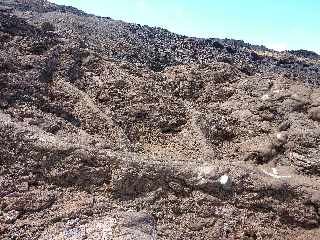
[{"x1": 1, "y1": 0, "x2": 320, "y2": 239}]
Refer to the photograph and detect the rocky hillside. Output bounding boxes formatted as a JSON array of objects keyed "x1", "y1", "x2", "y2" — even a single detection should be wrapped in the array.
[{"x1": 1, "y1": 0, "x2": 320, "y2": 239}]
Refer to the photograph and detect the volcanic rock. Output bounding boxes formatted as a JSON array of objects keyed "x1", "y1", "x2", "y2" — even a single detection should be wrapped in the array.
[{"x1": 1, "y1": 0, "x2": 320, "y2": 239}]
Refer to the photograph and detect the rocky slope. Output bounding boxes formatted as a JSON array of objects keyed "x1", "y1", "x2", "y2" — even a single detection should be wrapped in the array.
[{"x1": 1, "y1": 0, "x2": 320, "y2": 239}]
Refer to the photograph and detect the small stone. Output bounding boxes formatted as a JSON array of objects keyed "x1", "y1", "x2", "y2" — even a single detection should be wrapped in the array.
[
  {"x1": 272, "y1": 132, "x2": 288, "y2": 148},
  {"x1": 261, "y1": 94, "x2": 269, "y2": 101},
  {"x1": 4, "y1": 210, "x2": 20, "y2": 223},
  {"x1": 272, "y1": 168, "x2": 278, "y2": 175},
  {"x1": 257, "y1": 142, "x2": 276, "y2": 159},
  {"x1": 218, "y1": 175, "x2": 232, "y2": 190},
  {"x1": 278, "y1": 121, "x2": 290, "y2": 131},
  {"x1": 309, "y1": 107, "x2": 320, "y2": 121},
  {"x1": 259, "y1": 112, "x2": 274, "y2": 121},
  {"x1": 276, "y1": 132, "x2": 288, "y2": 145}
]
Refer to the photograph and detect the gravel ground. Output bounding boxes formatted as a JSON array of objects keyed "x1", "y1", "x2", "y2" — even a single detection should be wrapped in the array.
[{"x1": 1, "y1": 1, "x2": 320, "y2": 239}]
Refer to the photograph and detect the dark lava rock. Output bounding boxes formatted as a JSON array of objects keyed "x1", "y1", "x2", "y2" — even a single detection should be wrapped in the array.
[{"x1": 1, "y1": 1, "x2": 320, "y2": 239}]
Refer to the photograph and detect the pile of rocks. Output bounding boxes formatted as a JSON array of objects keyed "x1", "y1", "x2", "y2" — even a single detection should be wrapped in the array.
[{"x1": 1, "y1": 1, "x2": 320, "y2": 239}]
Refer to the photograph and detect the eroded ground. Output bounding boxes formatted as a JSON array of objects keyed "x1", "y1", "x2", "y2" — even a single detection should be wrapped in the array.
[{"x1": 1, "y1": 1, "x2": 320, "y2": 239}]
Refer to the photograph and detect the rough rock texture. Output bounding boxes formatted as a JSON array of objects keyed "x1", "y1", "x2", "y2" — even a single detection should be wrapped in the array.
[{"x1": 1, "y1": 0, "x2": 320, "y2": 239}]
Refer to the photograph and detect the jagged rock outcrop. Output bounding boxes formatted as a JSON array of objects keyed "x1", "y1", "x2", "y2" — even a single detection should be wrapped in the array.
[{"x1": 1, "y1": 1, "x2": 320, "y2": 239}]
